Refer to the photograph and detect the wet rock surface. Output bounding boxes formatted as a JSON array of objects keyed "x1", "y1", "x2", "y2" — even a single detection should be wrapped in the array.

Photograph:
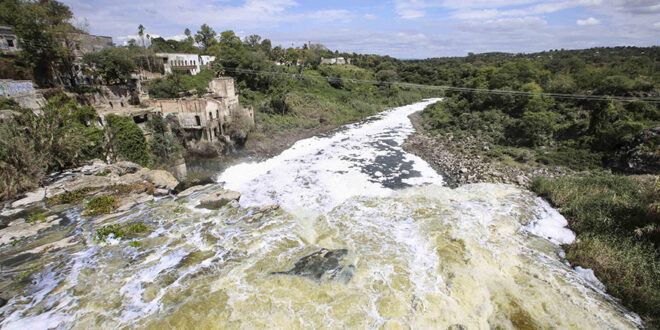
[
  {"x1": 245, "y1": 204, "x2": 279, "y2": 223},
  {"x1": 402, "y1": 113, "x2": 570, "y2": 188},
  {"x1": 271, "y1": 248, "x2": 355, "y2": 283},
  {"x1": 198, "y1": 189, "x2": 241, "y2": 209},
  {"x1": 1, "y1": 159, "x2": 180, "y2": 247}
]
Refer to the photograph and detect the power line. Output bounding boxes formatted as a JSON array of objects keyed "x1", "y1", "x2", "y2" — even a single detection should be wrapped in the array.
[{"x1": 215, "y1": 66, "x2": 660, "y2": 104}]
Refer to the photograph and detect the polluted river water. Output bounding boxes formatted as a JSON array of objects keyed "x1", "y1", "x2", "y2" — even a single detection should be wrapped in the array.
[{"x1": 0, "y1": 99, "x2": 643, "y2": 328}]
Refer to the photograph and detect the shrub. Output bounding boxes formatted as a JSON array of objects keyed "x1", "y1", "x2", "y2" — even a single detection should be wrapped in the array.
[
  {"x1": 104, "y1": 114, "x2": 150, "y2": 166},
  {"x1": 531, "y1": 174, "x2": 658, "y2": 237},
  {"x1": 147, "y1": 78, "x2": 183, "y2": 98},
  {"x1": 565, "y1": 235, "x2": 659, "y2": 325},
  {"x1": 0, "y1": 96, "x2": 103, "y2": 201}
]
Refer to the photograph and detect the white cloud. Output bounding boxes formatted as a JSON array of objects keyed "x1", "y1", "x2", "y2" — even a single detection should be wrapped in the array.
[
  {"x1": 577, "y1": 17, "x2": 600, "y2": 25},
  {"x1": 364, "y1": 14, "x2": 378, "y2": 20},
  {"x1": 394, "y1": 0, "x2": 443, "y2": 19}
]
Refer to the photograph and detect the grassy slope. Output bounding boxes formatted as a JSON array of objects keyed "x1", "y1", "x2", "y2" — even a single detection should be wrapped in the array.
[{"x1": 531, "y1": 174, "x2": 660, "y2": 327}]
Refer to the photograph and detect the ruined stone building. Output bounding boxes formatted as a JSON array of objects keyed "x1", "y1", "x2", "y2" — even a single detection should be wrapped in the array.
[
  {"x1": 0, "y1": 25, "x2": 20, "y2": 53},
  {"x1": 145, "y1": 77, "x2": 253, "y2": 144},
  {"x1": 156, "y1": 53, "x2": 216, "y2": 75},
  {"x1": 87, "y1": 77, "x2": 253, "y2": 149}
]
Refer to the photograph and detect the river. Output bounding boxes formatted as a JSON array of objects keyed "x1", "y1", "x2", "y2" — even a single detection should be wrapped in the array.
[{"x1": 0, "y1": 99, "x2": 642, "y2": 328}]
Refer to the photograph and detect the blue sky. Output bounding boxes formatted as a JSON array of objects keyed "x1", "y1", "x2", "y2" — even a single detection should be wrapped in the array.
[{"x1": 62, "y1": 0, "x2": 660, "y2": 58}]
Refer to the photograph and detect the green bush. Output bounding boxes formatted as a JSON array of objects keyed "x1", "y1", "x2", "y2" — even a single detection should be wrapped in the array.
[
  {"x1": 104, "y1": 114, "x2": 150, "y2": 166},
  {"x1": 0, "y1": 96, "x2": 104, "y2": 201}
]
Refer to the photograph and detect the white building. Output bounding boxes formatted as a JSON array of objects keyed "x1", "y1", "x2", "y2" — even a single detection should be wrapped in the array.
[
  {"x1": 156, "y1": 53, "x2": 216, "y2": 75},
  {"x1": 321, "y1": 57, "x2": 351, "y2": 65}
]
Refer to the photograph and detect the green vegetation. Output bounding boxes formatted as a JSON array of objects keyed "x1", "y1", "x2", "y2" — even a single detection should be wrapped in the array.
[
  {"x1": 104, "y1": 114, "x2": 150, "y2": 166},
  {"x1": 46, "y1": 187, "x2": 99, "y2": 205},
  {"x1": 0, "y1": 95, "x2": 104, "y2": 201},
  {"x1": 0, "y1": 0, "x2": 80, "y2": 85},
  {"x1": 146, "y1": 68, "x2": 216, "y2": 98},
  {"x1": 26, "y1": 212, "x2": 47, "y2": 223},
  {"x1": 531, "y1": 175, "x2": 660, "y2": 326},
  {"x1": 95, "y1": 222, "x2": 148, "y2": 242},
  {"x1": 84, "y1": 195, "x2": 118, "y2": 216},
  {"x1": 147, "y1": 113, "x2": 184, "y2": 165},
  {"x1": 409, "y1": 48, "x2": 659, "y2": 172},
  {"x1": 83, "y1": 47, "x2": 136, "y2": 84}
]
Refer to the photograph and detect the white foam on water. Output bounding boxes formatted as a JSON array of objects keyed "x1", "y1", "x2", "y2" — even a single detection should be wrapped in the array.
[
  {"x1": 526, "y1": 197, "x2": 576, "y2": 245},
  {"x1": 574, "y1": 266, "x2": 607, "y2": 291},
  {"x1": 218, "y1": 99, "x2": 444, "y2": 216}
]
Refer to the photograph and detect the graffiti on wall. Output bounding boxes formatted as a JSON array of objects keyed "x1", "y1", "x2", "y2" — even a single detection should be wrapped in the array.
[{"x1": 0, "y1": 80, "x2": 36, "y2": 97}]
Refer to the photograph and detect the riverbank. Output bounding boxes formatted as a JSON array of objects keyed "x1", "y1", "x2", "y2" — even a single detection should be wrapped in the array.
[
  {"x1": 404, "y1": 110, "x2": 660, "y2": 327},
  {"x1": 402, "y1": 112, "x2": 570, "y2": 188}
]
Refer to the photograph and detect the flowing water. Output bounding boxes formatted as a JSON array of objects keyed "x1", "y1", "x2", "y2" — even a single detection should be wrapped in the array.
[{"x1": 0, "y1": 99, "x2": 642, "y2": 329}]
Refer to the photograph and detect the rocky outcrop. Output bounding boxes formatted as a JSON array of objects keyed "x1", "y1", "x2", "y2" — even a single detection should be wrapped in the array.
[
  {"x1": 612, "y1": 127, "x2": 660, "y2": 174},
  {"x1": 270, "y1": 248, "x2": 355, "y2": 283},
  {"x1": 198, "y1": 189, "x2": 241, "y2": 209},
  {"x1": 7, "y1": 159, "x2": 179, "y2": 211}
]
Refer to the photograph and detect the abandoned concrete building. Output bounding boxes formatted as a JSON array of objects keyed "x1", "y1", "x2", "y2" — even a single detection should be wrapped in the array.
[
  {"x1": 0, "y1": 25, "x2": 20, "y2": 53},
  {"x1": 145, "y1": 77, "x2": 253, "y2": 143},
  {"x1": 89, "y1": 77, "x2": 253, "y2": 148},
  {"x1": 156, "y1": 53, "x2": 216, "y2": 75}
]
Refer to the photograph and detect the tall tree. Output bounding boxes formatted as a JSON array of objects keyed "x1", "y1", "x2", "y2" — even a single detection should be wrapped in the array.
[
  {"x1": 195, "y1": 24, "x2": 217, "y2": 51},
  {"x1": 243, "y1": 34, "x2": 261, "y2": 50},
  {"x1": 0, "y1": 0, "x2": 78, "y2": 86}
]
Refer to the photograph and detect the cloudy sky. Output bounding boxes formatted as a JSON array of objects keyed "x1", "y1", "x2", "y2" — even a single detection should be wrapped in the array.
[{"x1": 62, "y1": 0, "x2": 659, "y2": 58}]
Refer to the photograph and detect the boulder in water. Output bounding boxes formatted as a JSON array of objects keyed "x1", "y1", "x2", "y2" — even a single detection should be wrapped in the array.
[
  {"x1": 198, "y1": 189, "x2": 241, "y2": 209},
  {"x1": 271, "y1": 248, "x2": 355, "y2": 283}
]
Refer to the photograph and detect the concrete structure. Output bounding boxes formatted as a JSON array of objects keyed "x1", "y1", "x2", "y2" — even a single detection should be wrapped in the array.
[
  {"x1": 156, "y1": 53, "x2": 216, "y2": 75},
  {"x1": 0, "y1": 25, "x2": 20, "y2": 53},
  {"x1": 0, "y1": 80, "x2": 46, "y2": 110},
  {"x1": 145, "y1": 77, "x2": 253, "y2": 143},
  {"x1": 200, "y1": 55, "x2": 216, "y2": 68},
  {"x1": 321, "y1": 57, "x2": 351, "y2": 65}
]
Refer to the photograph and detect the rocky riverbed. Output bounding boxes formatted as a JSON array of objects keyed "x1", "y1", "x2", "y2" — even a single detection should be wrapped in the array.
[{"x1": 402, "y1": 113, "x2": 571, "y2": 188}]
